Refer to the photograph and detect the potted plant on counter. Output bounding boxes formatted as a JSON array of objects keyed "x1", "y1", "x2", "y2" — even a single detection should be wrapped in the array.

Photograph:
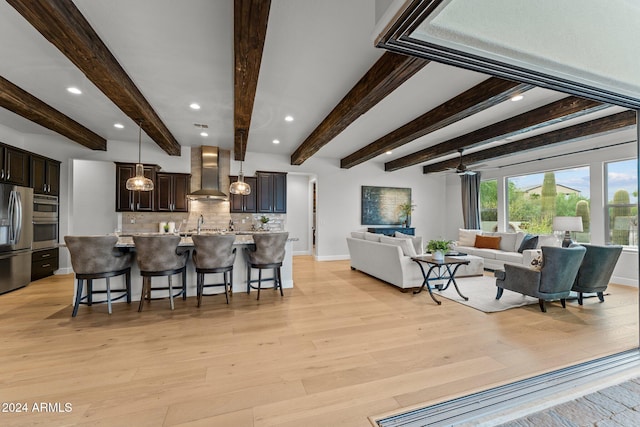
[
  {"x1": 427, "y1": 239, "x2": 452, "y2": 262},
  {"x1": 260, "y1": 215, "x2": 270, "y2": 230}
]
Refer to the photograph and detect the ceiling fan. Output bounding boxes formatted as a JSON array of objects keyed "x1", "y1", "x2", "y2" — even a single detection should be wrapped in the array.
[{"x1": 451, "y1": 148, "x2": 477, "y2": 175}]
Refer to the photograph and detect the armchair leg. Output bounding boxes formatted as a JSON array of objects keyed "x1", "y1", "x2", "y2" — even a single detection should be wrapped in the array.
[
  {"x1": 495, "y1": 287, "x2": 504, "y2": 300},
  {"x1": 561, "y1": 298, "x2": 566, "y2": 308},
  {"x1": 538, "y1": 299, "x2": 546, "y2": 312},
  {"x1": 577, "y1": 292, "x2": 583, "y2": 305},
  {"x1": 597, "y1": 292, "x2": 605, "y2": 303}
]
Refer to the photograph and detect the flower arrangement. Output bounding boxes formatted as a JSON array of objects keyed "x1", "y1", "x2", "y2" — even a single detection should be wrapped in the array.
[{"x1": 398, "y1": 201, "x2": 416, "y2": 227}]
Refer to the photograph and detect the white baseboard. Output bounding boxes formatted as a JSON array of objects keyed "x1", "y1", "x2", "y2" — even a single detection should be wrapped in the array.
[
  {"x1": 55, "y1": 268, "x2": 73, "y2": 275},
  {"x1": 293, "y1": 250, "x2": 312, "y2": 256}
]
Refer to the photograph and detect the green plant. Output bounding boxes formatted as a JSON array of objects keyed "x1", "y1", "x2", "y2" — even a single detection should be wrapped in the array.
[
  {"x1": 612, "y1": 189, "x2": 631, "y2": 245},
  {"x1": 426, "y1": 239, "x2": 452, "y2": 253},
  {"x1": 575, "y1": 200, "x2": 590, "y2": 232},
  {"x1": 163, "y1": 223, "x2": 170, "y2": 232},
  {"x1": 398, "y1": 201, "x2": 415, "y2": 218},
  {"x1": 260, "y1": 215, "x2": 270, "y2": 224}
]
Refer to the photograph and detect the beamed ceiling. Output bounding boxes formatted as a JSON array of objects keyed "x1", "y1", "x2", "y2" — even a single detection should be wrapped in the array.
[{"x1": 0, "y1": 0, "x2": 636, "y2": 175}]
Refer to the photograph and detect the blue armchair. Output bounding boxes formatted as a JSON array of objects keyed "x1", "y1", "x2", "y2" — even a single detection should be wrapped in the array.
[
  {"x1": 572, "y1": 244, "x2": 622, "y2": 305},
  {"x1": 495, "y1": 245, "x2": 586, "y2": 312}
]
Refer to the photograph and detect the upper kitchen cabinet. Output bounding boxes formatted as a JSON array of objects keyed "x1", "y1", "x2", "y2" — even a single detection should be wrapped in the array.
[
  {"x1": 229, "y1": 175, "x2": 257, "y2": 213},
  {"x1": 115, "y1": 162, "x2": 159, "y2": 212},
  {"x1": 256, "y1": 171, "x2": 287, "y2": 213},
  {"x1": 0, "y1": 144, "x2": 30, "y2": 187},
  {"x1": 31, "y1": 155, "x2": 60, "y2": 195},
  {"x1": 155, "y1": 172, "x2": 190, "y2": 212}
]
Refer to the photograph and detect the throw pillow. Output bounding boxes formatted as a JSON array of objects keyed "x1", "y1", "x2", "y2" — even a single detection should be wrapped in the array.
[
  {"x1": 530, "y1": 253, "x2": 544, "y2": 271},
  {"x1": 474, "y1": 235, "x2": 501, "y2": 249},
  {"x1": 380, "y1": 235, "x2": 417, "y2": 257},
  {"x1": 350, "y1": 231, "x2": 365, "y2": 239},
  {"x1": 364, "y1": 232, "x2": 381, "y2": 242},
  {"x1": 517, "y1": 234, "x2": 539, "y2": 253},
  {"x1": 394, "y1": 231, "x2": 423, "y2": 254},
  {"x1": 458, "y1": 228, "x2": 482, "y2": 246}
]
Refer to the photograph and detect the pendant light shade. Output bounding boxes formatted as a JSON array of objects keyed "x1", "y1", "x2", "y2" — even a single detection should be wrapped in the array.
[
  {"x1": 229, "y1": 131, "x2": 251, "y2": 195},
  {"x1": 125, "y1": 121, "x2": 154, "y2": 191}
]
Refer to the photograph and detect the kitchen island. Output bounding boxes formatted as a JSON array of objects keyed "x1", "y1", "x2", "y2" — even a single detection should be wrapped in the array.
[{"x1": 71, "y1": 233, "x2": 293, "y2": 303}]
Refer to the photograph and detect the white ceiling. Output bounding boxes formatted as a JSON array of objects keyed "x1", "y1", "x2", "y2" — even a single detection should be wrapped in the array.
[{"x1": 0, "y1": 0, "x2": 631, "y2": 170}]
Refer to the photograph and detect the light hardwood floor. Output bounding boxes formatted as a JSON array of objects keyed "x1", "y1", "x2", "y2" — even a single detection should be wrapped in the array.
[{"x1": 0, "y1": 256, "x2": 637, "y2": 426}]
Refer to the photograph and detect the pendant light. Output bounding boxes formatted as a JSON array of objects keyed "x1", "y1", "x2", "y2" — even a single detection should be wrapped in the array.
[
  {"x1": 125, "y1": 120, "x2": 154, "y2": 191},
  {"x1": 229, "y1": 131, "x2": 251, "y2": 195}
]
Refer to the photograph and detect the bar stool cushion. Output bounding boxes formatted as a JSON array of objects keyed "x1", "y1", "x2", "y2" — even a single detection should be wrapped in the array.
[
  {"x1": 64, "y1": 235, "x2": 133, "y2": 317},
  {"x1": 192, "y1": 234, "x2": 236, "y2": 270},
  {"x1": 133, "y1": 235, "x2": 188, "y2": 273},
  {"x1": 245, "y1": 232, "x2": 288, "y2": 266}
]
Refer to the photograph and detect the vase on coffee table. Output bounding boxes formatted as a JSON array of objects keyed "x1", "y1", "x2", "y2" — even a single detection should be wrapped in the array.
[{"x1": 433, "y1": 250, "x2": 445, "y2": 262}]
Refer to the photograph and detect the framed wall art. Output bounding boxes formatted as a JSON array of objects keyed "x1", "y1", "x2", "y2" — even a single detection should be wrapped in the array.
[{"x1": 361, "y1": 186, "x2": 411, "y2": 225}]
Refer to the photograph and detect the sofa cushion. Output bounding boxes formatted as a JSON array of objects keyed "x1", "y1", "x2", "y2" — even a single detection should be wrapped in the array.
[
  {"x1": 517, "y1": 234, "x2": 538, "y2": 253},
  {"x1": 380, "y1": 235, "x2": 417, "y2": 257},
  {"x1": 495, "y1": 232, "x2": 517, "y2": 252},
  {"x1": 395, "y1": 231, "x2": 423, "y2": 254},
  {"x1": 464, "y1": 247, "x2": 498, "y2": 259},
  {"x1": 537, "y1": 234, "x2": 560, "y2": 248},
  {"x1": 495, "y1": 251, "x2": 523, "y2": 264},
  {"x1": 351, "y1": 231, "x2": 365, "y2": 239},
  {"x1": 364, "y1": 232, "x2": 381, "y2": 242},
  {"x1": 474, "y1": 235, "x2": 501, "y2": 249},
  {"x1": 458, "y1": 228, "x2": 482, "y2": 246}
]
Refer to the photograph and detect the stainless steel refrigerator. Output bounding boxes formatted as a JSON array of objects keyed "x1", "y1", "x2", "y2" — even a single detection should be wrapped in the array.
[{"x1": 0, "y1": 184, "x2": 33, "y2": 294}]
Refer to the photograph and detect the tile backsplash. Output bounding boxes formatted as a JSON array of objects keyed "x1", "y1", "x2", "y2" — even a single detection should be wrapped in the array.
[{"x1": 120, "y1": 202, "x2": 285, "y2": 234}]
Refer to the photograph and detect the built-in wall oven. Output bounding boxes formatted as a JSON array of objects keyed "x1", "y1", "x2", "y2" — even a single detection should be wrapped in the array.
[{"x1": 32, "y1": 194, "x2": 58, "y2": 250}]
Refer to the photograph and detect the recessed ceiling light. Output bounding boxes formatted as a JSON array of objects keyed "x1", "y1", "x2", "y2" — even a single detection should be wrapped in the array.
[
  {"x1": 200, "y1": 132, "x2": 208, "y2": 137},
  {"x1": 113, "y1": 123, "x2": 124, "y2": 129},
  {"x1": 510, "y1": 95, "x2": 524, "y2": 102},
  {"x1": 66, "y1": 87, "x2": 82, "y2": 95},
  {"x1": 386, "y1": 151, "x2": 393, "y2": 155},
  {"x1": 190, "y1": 103, "x2": 201, "y2": 110},
  {"x1": 272, "y1": 139, "x2": 280, "y2": 144},
  {"x1": 284, "y1": 115, "x2": 294, "y2": 122}
]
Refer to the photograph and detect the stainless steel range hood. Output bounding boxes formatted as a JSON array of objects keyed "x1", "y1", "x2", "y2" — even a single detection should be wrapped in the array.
[{"x1": 187, "y1": 146, "x2": 228, "y2": 200}]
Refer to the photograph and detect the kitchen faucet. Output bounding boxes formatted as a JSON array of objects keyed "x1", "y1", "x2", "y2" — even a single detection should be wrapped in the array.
[{"x1": 197, "y1": 215, "x2": 204, "y2": 235}]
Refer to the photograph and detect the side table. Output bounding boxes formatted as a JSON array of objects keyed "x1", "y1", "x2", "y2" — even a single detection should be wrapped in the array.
[{"x1": 411, "y1": 255, "x2": 470, "y2": 305}]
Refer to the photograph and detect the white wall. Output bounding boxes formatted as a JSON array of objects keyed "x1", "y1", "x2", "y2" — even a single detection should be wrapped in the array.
[
  {"x1": 70, "y1": 159, "x2": 117, "y2": 235},
  {"x1": 286, "y1": 173, "x2": 312, "y2": 255}
]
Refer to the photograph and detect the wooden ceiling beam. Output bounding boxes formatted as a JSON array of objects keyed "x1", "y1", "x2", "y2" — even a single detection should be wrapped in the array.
[
  {"x1": 422, "y1": 110, "x2": 637, "y2": 174},
  {"x1": 7, "y1": 0, "x2": 181, "y2": 155},
  {"x1": 340, "y1": 78, "x2": 534, "y2": 169},
  {"x1": 234, "y1": 0, "x2": 271, "y2": 161},
  {"x1": 0, "y1": 76, "x2": 106, "y2": 150},
  {"x1": 385, "y1": 96, "x2": 608, "y2": 171},
  {"x1": 290, "y1": 51, "x2": 429, "y2": 166}
]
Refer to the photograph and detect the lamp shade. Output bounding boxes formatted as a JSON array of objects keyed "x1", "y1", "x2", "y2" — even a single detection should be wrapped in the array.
[{"x1": 552, "y1": 216, "x2": 583, "y2": 232}]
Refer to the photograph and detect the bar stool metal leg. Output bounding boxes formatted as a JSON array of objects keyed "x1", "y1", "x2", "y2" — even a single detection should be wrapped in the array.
[
  {"x1": 106, "y1": 277, "x2": 112, "y2": 314},
  {"x1": 73, "y1": 278, "x2": 84, "y2": 317}
]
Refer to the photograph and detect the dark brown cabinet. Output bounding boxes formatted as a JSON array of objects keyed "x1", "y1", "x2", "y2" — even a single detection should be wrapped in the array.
[
  {"x1": 256, "y1": 171, "x2": 287, "y2": 213},
  {"x1": 229, "y1": 175, "x2": 257, "y2": 213},
  {"x1": 115, "y1": 163, "x2": 158, "y2": 212},
  {"x1": 155, "y1": 172, "x2": 190, "y2": 212},
  {"x1": 31, "y1": 248, "x2": 59, "y2": 281},
  {"x1": 31, "y1": 155, "x2": 60, "y2": 195},
  {"x1": 1, "y1": 144, "x2": 30, "y2": 187}
]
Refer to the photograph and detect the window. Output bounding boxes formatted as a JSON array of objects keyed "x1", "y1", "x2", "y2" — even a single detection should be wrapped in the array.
[
  {"x1": 507, "y1": 167, "x2": 591, "y2": 241},
  {"x1": 480, "y1": 179, "x2": 497, "y2": 232},
  {"x1": 606, "y1": 159, "x2": 638, "y2": 247}
]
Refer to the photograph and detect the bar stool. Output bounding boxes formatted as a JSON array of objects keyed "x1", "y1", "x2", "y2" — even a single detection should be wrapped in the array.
[
  {"x1": 244, "y1": 232, "x2": 288, "y2": 300},
  {"x1": 133, "y1": 235, "x2": 189, "y2": 311},
  {"x1": 192, "y1": 234, "x2": 236, "y2": 306},
  {"x1": 64, "y1": 235, "x2": 133, "y2": 317}
]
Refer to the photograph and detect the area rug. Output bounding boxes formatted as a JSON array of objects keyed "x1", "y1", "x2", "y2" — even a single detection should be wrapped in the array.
[{"x1": 432, "y1": 275, "x2": 538, "y2": 313}]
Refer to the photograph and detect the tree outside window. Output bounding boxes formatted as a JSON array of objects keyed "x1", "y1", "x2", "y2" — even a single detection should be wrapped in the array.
[{"x1": 606, "y1": 159, "x2": 638, "y2": 247}]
